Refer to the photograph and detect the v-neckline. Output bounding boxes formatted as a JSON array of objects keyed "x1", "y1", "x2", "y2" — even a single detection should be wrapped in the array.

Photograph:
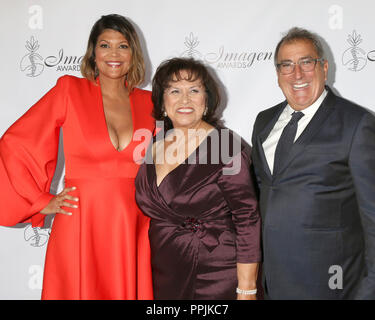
[
  {"x1": 153, "y1": 128, "x2": 215, "y2": 188},
  {"x1": 96, "y1": 77, "x2": 136, "y2": 153}
]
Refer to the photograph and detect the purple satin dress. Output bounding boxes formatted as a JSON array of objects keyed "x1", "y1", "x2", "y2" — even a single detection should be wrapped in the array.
[{"x1": 135, "y1": 129, "x2": 261, "y2": 299}]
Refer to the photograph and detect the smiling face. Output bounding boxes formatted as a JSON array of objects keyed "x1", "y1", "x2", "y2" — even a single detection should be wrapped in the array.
[
  {"x1": 163, "y1": 70, "x2": 207, "y2": 130},
  {"x1": 94, "y1": 29, "x2": 132, "y2": 81},
  {"x1": 277, "y1": 39, "x2": 328, "y2": 110}
]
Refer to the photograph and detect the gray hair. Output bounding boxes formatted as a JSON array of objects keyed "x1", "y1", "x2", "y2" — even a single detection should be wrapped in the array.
[{"x1": 274, "y1": 27, "x2": 325, "y2": 66}]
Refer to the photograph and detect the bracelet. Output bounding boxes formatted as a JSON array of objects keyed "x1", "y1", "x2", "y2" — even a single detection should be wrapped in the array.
[{"x1": 236, "y1": 288, "x2": 257, "y2": 295}]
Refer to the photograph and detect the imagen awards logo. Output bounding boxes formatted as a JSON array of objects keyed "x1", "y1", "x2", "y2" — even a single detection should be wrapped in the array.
[
  {"x1": 20, "y1": 36, "x2": 83, "y2": 77},
  {"x1": 20, "y1": 36, "x2": 44, "y2": 77},
  {"x1": 180, "y1": 32, "x2": 273, "y2": 69},
  {"x1": 342, "y1": 30, "x2": 367, "y2": 72}
]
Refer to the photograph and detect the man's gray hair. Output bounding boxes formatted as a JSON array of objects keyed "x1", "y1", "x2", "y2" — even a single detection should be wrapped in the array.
[{"x1": 274, "y1": 27, "x2": 325, "y2": 66}]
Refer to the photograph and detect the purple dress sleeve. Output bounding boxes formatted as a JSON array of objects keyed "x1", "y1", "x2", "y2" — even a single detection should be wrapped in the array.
[{"x1": 217, "y1": 148, "x2": 261, "y2": 263}]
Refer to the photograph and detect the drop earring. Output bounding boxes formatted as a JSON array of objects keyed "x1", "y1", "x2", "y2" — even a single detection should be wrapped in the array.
[
  {"x1": 203, "y1": 107, "x2": 208, "y2": 116},
  {"x1": 94, "y1": 64, "x2": 99, "y2": 77}
]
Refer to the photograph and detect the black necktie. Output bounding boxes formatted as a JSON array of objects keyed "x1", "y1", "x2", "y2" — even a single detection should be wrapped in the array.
[{"x1": 273, "y1": 111, "x2": 304, "y2": 175}]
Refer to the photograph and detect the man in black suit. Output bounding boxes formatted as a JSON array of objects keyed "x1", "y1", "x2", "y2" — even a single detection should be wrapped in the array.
[{"x1": 251, "y1": 27, "x2": 375, "y2": 299}]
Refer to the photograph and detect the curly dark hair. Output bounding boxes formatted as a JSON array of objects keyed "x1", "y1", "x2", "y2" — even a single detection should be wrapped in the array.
[{"x1": 152, "y1": 57, "x2": 221, "y2": 132}]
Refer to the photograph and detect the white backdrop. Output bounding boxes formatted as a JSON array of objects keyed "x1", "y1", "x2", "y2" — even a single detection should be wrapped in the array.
[{"x1": 0, "y1": 0, "x2": 374, "y2": 299}]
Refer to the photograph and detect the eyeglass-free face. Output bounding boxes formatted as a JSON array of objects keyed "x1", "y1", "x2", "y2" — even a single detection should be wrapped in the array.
[
  {"x1": 95, "y1": 29, "x2": 132, "y2": 82},
  {"x1": 163, "y1": 70, "x2": 207, "y2": 130},
  {"x1": 276, "y1": 39, "x2": 328, "y2": 111}
]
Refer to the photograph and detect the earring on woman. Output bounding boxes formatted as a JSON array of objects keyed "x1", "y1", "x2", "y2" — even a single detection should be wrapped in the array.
[
  {"x1": 163, "y1": 110, "x2": 168, "y2": 117},
  {"x1": 203, "y1": 106, "x2": 208, "y2": 116},
  {"x1": 94, "y1": 64, "x2": 99, "y2": 77}
]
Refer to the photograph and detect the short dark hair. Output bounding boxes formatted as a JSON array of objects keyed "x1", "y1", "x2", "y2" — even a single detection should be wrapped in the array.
[
  {"x1": 274, "y1": 27, "x2": 325, "y2": 66},
  {"x1": 152, "y1": 57, "x2": 221, "y2": 132},
  {"x1": 81, "y1": 14, "x2": 145, "y2": 92}
]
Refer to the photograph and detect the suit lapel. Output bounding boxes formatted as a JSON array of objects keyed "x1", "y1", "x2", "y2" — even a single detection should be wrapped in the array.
[{"x1": 273, "y1": 88, "x2": 337, "y2": 178}]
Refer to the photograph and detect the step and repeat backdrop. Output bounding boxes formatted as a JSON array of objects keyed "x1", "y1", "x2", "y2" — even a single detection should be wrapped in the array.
[{"x1": 0, "y1": 0, "x2": 374, "y2": 299}]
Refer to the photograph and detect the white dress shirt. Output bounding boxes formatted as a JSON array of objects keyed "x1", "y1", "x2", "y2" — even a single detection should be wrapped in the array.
[{"x1": 262, "y1": 90, "x2": 327, "y2": 174}]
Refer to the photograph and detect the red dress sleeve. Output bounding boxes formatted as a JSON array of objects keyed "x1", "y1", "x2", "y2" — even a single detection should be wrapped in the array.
[{"x1": 0, "y1": 76, "x2": 68, "y2": 227}]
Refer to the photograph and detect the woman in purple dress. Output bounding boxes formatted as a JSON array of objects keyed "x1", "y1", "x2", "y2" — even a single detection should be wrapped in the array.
[{"x1": 135, "y1": 58, "x2": 261, "y2": 300}]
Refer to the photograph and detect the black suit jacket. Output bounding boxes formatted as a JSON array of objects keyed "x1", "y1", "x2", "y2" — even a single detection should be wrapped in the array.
[{"x1": 251, "y1": 87, "x2": 375, "y2": 299}]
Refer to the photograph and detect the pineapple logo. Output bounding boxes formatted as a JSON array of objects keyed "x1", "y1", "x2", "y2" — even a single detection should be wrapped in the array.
[
  {"x1": 342, "y1": 30, "x2": 367, "y2": 72},
  {"x1": 24, "y1": 225, "x2": 50, "y2": 247},
  {"x1": 20, "y1": 36, "x2": 44, "y2": 77},
  {"x1": 181, "y1": 33, "x2": 203, "y2": 59}
]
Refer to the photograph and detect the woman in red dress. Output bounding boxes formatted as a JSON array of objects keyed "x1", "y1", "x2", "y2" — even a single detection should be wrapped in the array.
[{"x1": 0, "y1": 14, "x2": 154, "y2": 299}]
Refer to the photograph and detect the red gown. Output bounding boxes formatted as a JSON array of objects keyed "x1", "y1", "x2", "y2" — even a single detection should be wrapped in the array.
[{"x1": 0, "y1": 75, "x2": 154, "y2": 299}]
